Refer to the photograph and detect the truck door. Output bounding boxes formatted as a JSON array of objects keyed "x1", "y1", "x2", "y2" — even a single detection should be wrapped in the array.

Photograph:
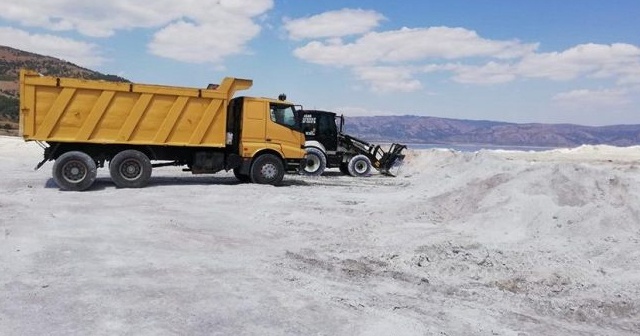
[
  {"x1": 240, "y1": 99, "x2": 267, "y2": 153},
  {"x1": 266, "y1": 104, "x2": 304, "y2": 158}
]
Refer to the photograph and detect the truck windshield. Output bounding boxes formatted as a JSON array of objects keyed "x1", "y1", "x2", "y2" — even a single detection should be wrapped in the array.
[{"x1": 270, "y1": 104, "x2": 300, "y2": 130}]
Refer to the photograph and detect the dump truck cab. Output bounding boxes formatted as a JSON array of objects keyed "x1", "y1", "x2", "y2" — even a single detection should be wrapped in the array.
[{"x1": 228, "y1": 96, "x2": 305, "y2": 180}]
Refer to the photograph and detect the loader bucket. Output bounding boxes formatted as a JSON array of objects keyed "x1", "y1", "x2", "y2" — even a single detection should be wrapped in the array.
[{"x1": 378, "y1": 143, "x2": 407, "y2": 177}]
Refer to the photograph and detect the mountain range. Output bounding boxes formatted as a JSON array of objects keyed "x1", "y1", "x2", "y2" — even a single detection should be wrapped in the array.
[
  {"x1": 1, "y1": 45, "x2": 639, "y2": 147},
  {"x1": 0, "y1": 46, "x2": 127, "y2": 135},
  {"x1": 345, "y1": 115, "x2": 640, "y2": 147}
]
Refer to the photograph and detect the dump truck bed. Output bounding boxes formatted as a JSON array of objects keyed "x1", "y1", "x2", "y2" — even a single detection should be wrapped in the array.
[{"x1": 19, "y1": 70, "x2": 252, "y2": 147}]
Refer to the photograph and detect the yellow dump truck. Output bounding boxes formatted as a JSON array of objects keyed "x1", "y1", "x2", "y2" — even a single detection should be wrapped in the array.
[{"x1": 19, "y1": 69, "x2": 306, "y2": 191}]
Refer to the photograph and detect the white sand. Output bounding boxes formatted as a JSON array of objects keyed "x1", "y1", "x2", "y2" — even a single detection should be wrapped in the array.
[{"x1": 1, "y1": 135, "x2": 639, "y2": 335}]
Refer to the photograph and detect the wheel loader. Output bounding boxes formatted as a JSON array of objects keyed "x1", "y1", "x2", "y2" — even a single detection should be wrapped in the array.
[{"x1": 298, "y1": 110, "x2": 406, "y2": 177}]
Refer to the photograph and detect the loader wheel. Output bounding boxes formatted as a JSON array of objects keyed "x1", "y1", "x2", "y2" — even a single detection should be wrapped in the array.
[
  {"x1": 233, "y1": 168, "x2": 251, "y2": 183},
  {"x1": 303, "y1": 147, "x2": 326, "y2": 176},
  {"x1": 52, "y1": 151, "x2": 97, "y2": 191},
  {"x1": 110, "y1": 150, "x2": 152, "y2": 188},
  {"x1": 348, "y1": 154, "x2": 372, "y2": 177},
  {"x1": 250, "y1": 154, "x2": 284, "y2": 185}
]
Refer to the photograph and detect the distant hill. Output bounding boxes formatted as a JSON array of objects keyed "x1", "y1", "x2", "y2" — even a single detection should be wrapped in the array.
[
  {"x1": 345, "y1": 115, "x2": 640, "y2": 147},
  {"x1": 0, "y1": 45, "x2": 128, "y2": 135}
]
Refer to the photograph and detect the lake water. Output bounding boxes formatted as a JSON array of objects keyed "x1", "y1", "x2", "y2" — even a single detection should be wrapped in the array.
[{"x1": 405, "y1": 143, "x2": 560, "y2": 152}]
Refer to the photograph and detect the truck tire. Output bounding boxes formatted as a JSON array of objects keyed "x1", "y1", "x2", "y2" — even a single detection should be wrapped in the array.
[
  {"x1": 109, "y1": 150, "x2": 152, "y2": 188},
  {"x1": 52, "y1": 151, "x2": 97, "y2": 191},
  {"x1": 233, "y1": 167, "x2": 251, "y2": 183},
  {"x1": 348, "y1": 154, "x2": 372, "y2": 177},
  {"x1": 303, "y1": 147, "x2": 326, "y2": 176},
  {"x1": 250, "y1": 154, "x2": 284, "y2": 185}
]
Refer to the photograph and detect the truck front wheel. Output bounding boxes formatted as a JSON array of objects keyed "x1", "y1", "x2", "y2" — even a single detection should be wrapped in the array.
[
  {"x1": 52, "y1": 151, "x2": 98, "y2": 191},
  {"x1": 110, "y1": 150, "x2": 152, "y2": 188},
  {"x1": 250, "y1": 154, "x2": 284, "y2": 185}
]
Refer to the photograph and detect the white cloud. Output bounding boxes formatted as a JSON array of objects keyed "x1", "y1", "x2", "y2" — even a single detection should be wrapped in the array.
[
  {"x1": 294, "y1": 40, "x2": 380, "y2": 67},
  {"x1": 0, "y1": 27, "x2": 104, "y2": 67},
  {"x1": 148, "y1": 19, "x2": 260, "y2": 64},
  {"x1": 552, "y1": 88, "x2": 632, "y2": 109},
  {"x1": 354, "y1": 66, "x2": 422, "y2": 92},
  {"x1": 294, "y1": 33, "x2": 640, "y2": 91},
  {"x1": 0, "y1": 0, "x2": 273, "y2": 64},
  {"x1": 294, "y1": 26, "x2": 537, "y2": 67},
  {"x1": 333, "y1": 106, "x2": 399, "y2": 117},
  {"x1": 363, "y1": 27, "x2": 536, "y2": 61},
  {"x1": 1, "y1": 1, "x2": 169, "y2": 37},
  {"x1": 441, "y1": 43, "x2": 640, "y2": 85},
  {"x1": 442, "y1": 62, "x2": 517, "y2": 84},
  {"x1": 292, "y1": 24, "x2": 537, "y2": 91},
  {"x1": 517, "y1": 43, "x2": 640, "y2": 81},
  {"x1": 283, "y1": 8, "x2": 384, "y2": 40},
  {"x1": 288, "y1": 9, "x2": 640, "y2": 95}
]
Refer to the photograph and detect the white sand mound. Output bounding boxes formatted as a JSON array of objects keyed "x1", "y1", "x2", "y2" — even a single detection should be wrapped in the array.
[{"x1": 1, "y1": 136, "x2": 639, "y2": 335}]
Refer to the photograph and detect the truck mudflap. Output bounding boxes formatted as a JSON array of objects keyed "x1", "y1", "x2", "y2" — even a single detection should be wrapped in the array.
[{"x1": 34, "y1": 141, "x2": 58, "y2": 171}]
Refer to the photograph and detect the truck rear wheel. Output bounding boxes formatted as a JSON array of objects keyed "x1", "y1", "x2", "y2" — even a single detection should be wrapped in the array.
[
  {"x1": 348, "y1": 154, "x2": 372, "y2": 177},
  {"x1": 250, "y1": 154, "x2": 284, "y2": 185},
  {"x1": 303, "y1": 147, "x2": 326, "y2": 176},
  {"x1": 110, "y1": 150, "x2": 152, "y2": 188},
  {"x1": 52, "y1": 151, "x2": 97, "y2": 191}
]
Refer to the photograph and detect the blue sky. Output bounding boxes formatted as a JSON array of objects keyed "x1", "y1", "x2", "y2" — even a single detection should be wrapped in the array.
[{"x1": 1, "y1": 0, "x2": 639, "y2": 126}]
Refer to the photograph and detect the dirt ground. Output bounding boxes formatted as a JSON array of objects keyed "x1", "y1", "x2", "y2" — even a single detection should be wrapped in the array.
[{"x1": 1, "y1": 136, "x2": 639, "y2": 335}]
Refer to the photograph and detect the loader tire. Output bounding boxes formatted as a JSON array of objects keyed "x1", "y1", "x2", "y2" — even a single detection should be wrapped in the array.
[
  {"x1": 52, "y1": 151, "x2": 97, "y2": 191},
  {"x1": 302, "y1": 147, "x2": 326, "y2": 176},
  {"x1": 347, "y1": 154, "x2": 372, "y2": 177},
  {"x1": 250, "y1": 154, "x2": 284, "y2": 185},
  {"x1": 110, "y1": 150, "x2": 152, "y2": 188}
]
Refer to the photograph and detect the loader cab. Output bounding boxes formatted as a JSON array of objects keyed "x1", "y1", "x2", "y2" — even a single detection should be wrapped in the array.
[{"x1": 299, "y1": 110, "x2": 339, "y2": 151}]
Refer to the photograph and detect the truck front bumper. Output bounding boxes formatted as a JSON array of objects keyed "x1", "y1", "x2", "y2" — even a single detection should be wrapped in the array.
[
  {"x1": 285, "y1": 158, "x2": 307, "y2": 173},
  {"x1": 238, "y1": 157, "x2": 307, "y2": 175}
]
